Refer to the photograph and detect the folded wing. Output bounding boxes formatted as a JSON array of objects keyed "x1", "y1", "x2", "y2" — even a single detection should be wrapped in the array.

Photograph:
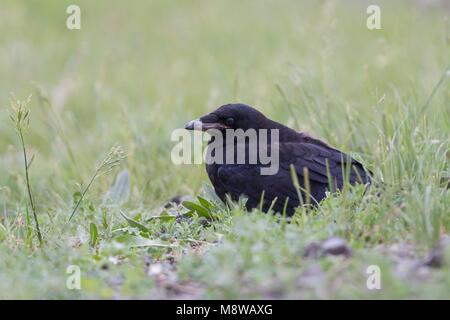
[{"x1": 212, "y1": 142, "x2": 370, "y2": 215}]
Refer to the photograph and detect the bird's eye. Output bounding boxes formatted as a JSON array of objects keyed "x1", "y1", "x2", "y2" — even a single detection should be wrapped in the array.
[{"x1": 225, "y1": 118, "x2": 235, "y2": 127}]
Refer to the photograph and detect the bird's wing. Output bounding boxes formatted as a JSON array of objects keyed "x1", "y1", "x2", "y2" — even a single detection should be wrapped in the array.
[
  {"x1": 279, "y1": 142, "x2": 370, "y2": 188},
  {"x1": 216, "y1": 142, "x2": 369, "y2": 206},
  {"x1": 213, "y1": 142, "x2": 369, "y2": 213}
]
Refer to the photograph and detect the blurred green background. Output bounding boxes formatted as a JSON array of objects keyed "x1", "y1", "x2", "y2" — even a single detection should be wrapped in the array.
[{"x1": 0, "y1": 0, "x2": 447, "y2": 206}]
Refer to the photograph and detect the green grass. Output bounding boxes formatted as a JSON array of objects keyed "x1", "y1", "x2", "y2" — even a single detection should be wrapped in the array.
[{"x1": 0, "y1": 0, "x2": 449, "y2": 299}]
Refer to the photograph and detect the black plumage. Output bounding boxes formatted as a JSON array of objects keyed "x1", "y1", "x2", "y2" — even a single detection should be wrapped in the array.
[{"x1": 185, "y1": 103, "x2": 370, "y2": 216}]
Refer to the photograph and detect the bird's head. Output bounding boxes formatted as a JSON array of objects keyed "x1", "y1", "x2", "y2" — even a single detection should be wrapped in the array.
[{"x1": 184, "y1": 103, "x2": 268, "y2": 132}]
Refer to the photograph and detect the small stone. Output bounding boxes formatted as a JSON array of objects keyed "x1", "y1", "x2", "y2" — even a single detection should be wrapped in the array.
[
  {"x1": 423, "y1": 235, "x2": 450, "y2": 268},
  {"x1": 321, "y1": 237, "x2": 351, "y2": 257},
  {"x1": 101, "y1": 263, "x2": 109, "y2": 270},
  {"x1": 304, "y1": 236, "x2": 351, "y2": 258}
]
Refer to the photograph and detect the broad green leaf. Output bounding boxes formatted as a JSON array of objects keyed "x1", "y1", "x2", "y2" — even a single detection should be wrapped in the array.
[
  {"x1": 108, "y1": 169, "x2": 130, "y2": 205},
  {"x1": 182, "y1": 201, "x2": 212, "y2": 219},
  {"x1": 197, "y1": 196, "x2": 212, "y2": 210},
  {"x1": 119, "y1": 210, "x2": 149, "y2": 233},
  {"x1": 89, "y1": 222, "x2": 99, "y2": 246}
]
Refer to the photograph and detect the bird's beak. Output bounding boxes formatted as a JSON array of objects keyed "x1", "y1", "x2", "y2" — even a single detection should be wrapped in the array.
[
  {"x1": 184, "y1": 119, "x2": 229, "y2": 131},
  {"x1": 184, "y1": 119, "x2": 203, "y2": 130}
]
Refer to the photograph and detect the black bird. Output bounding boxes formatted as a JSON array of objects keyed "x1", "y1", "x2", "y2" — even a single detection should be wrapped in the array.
[{"x1": 185, "y1": 103, "x2": 370, "y2": 216}]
